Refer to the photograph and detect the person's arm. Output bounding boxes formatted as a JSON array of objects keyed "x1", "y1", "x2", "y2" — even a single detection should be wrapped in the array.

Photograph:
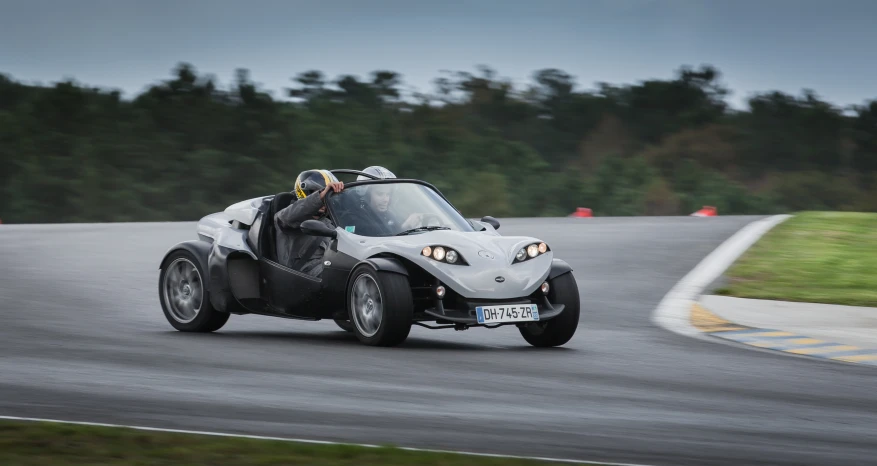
[
  {"x1": 274, "y1": 181, "x2": 344, "y2": 230},
  {"x1": 275, "y1": 191, "x2": 323, "y2": 230}
]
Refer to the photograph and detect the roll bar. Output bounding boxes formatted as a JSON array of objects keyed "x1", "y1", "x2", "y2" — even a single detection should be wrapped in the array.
[{"x1": 329, "y1": 169, "x2": 380, "y2": 180}]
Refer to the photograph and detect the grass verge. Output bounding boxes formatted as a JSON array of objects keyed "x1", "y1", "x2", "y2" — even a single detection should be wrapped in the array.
[
  {"x1": 715, "y1": 211, "x2": 877, "y2": 307},
  {"x1": 0, "y1": 419, "x2": 583, "y2": 466}
]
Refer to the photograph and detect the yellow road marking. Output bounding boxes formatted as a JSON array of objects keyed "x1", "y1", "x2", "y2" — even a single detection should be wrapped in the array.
[
  {"x1": 780, "y1": 338, "x2": 825, "y2": 346},
  {"x1": 690, "y1": 303, "x2": 746, "y2": 332},
  {"x1": 707, "y1": 326, "x2": 749, "y2": 332},
  {"x1": 691, "y1": 303, "x2": 877, "y2": 367},
  {"x1": 743, "y1": 338, "x2": 831, "y2": 351},
  {"x1": 737, "y1": 331, "x2": 796, "y2": 338},
  {"x1": 786, "y1": 345, "x2": 860, "y2": 355}
]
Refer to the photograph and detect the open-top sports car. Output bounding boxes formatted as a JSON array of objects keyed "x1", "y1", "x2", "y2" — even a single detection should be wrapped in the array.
[{"x1": 157, "y1": 169, "x2": 581, "y2": 347}]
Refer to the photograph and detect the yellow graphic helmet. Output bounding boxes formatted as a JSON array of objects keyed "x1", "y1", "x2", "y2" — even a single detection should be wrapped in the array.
[{"x1": 294, "y1": 169, "x2": 338, "y2": 200}]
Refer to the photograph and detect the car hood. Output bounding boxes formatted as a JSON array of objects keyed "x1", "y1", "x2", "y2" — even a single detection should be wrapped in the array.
[{"x1": 338, "y1": 229, "x2": 553, "y2": 299}]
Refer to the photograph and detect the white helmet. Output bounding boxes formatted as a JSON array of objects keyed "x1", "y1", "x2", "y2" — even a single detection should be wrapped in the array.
[
  {"x1": 355, "y1": 166, "x2": 396, "y2": 204},
  {"x1": 357, "y1": 166, "x2": 396, "y2": 180}
]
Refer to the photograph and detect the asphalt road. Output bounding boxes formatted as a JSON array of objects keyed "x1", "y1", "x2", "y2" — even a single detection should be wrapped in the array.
[{"x1": 2, "y1": 217, "x2": 876, "y2": 466}]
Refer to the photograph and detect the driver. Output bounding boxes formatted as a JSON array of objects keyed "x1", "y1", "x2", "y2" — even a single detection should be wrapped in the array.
[
  {"x1": 343, "y1": 165, "x2": 436, "y2": 235},
  {"x1": 348, "y1": 166, "x2": 399, "y2": 236},
  {"x1": 274, "y1": 169, "x2": 344, "y2": 276}
]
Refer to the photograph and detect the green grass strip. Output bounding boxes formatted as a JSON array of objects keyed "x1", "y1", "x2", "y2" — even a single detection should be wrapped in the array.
[
  {"x1": 716, "y1": 211, "x2": 877, "y2": 307},
  {"x1": 0, "y1": 419, "x2": 596, "y2": 466}
]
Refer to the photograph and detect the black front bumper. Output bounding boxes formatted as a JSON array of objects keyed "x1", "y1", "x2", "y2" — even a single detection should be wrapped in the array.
[{"x1": 420, "y1": 293, "x2": 565, "y2": 327}]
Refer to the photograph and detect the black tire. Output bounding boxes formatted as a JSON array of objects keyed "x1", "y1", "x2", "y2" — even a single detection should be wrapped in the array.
[
  {"x1": 346, "y1": 265, "x2": 413, "y2": 346},
  {"x1": 519, "y1": 272, "x2": 580, "y2": 347},
  {"x1": 158, "y1": 250, "x2": 230, "y2": 332},
  {"x1": 334, "y1": 318, "x2": 354, "y2": 332}
]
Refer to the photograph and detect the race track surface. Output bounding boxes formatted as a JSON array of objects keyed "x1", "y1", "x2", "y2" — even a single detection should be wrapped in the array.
[{"x1": 2, "y1": 217, "x2": 876, "y2": 466}]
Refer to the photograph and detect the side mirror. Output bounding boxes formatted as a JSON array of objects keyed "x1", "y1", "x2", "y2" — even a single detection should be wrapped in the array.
[
  {"x1": 481, "y1": 216, "x2": 500, "y2": 230},
  {"x1": 301, "y1": 219, "x2": 337, "y2": 238}
]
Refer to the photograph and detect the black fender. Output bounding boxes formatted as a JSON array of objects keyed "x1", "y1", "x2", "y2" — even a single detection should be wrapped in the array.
[
  {"x1": 158, "y1": 240, "x2": 251, "y2": 314},
  {"x1": 547, "y1": 258, "x2": 574, "y2": 281},
  {"x1": 343, "y1": 256, "x2": 410, "y2": 303},
  {"x1": 206, "y1": 244, "x2": 253, "y2": 315},
  {"x1": 159, "y1": 240, "x2": 212, "y2": 280},
  {"x1": 159, "y1": 240, "x2": 231, "y2": 313},
  {"x1": 363, "y1": 257, "x2": 410, "y2": 276}
]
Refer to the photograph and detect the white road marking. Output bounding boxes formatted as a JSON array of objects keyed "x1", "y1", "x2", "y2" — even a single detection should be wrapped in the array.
[
  {"x1": 0, "y1": 414, "x2": 659, "y2": 466},
  {"x1": 651, "y1": 214, "x2": 792, "y2": 339}
]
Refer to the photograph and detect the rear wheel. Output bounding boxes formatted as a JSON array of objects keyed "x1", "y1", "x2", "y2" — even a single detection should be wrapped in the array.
[
  {"x1": 158, "y1": 250, "x2": 230, "y2": 332},
  {"x1": 519, "y1": 272, "x2": 580, "y2": 347},
  {"x1": 347, "y1": 265, "x2": 413, "y2": 346}
]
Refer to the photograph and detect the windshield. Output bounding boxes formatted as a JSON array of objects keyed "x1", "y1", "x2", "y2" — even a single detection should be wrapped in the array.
[{"x1": 328, "y1": 181, "x2": 475, "y2": 237}]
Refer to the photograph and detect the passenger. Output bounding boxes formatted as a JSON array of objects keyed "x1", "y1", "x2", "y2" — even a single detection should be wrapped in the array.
[{"x1": 274, "y1": 169, "x2": 344, "y2": 276}]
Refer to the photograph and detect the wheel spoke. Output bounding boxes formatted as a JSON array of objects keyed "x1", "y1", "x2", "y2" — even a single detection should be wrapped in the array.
[
  {"x1": 169, "y1": 285, "x2": 182, "y2": 303},
  {"x1": 163, "y1": 258, "x2": 203, "y2": 324},
  {"x1": 369, "y1": 307, "x2": 382, "y2": 329},
  {"x1": 366, "y1": 280, "x2": 379, "y2": 298},
  {"x1": 351, "y1": 274, "x2": 383, "y2": 338},
  {"x1": 192, "y1": 286, "x2": 202, "y2": 309},
  {"x1": 167, "y1": 267, "x2": 181, "y2": 284}
]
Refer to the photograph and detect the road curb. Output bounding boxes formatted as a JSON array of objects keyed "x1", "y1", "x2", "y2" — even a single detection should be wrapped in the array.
[
  {"x1": 690, "y1": 301, "x2": 877, "y2": 366},
  {"x1": 651, "y1": 214, "x2": 792, "y2": 340},
  {"x1": 653, "y1": 213, "x2": 877, "y2": 368}
]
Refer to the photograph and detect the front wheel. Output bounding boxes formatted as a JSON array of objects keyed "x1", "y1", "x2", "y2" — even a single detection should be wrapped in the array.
[
  {"x1": 519, "y1": 272, "x2": 580, "y2": 347},
  {"x1": 158, "y1": 250, "x2": 230, "y2": 332},
  {"x1": 347, "y1": 265, "x2": 413, "y2": 346}
]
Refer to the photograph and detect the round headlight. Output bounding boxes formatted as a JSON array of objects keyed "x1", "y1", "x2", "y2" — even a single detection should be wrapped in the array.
[
  {"x1": 422, "y1": 246, "x2": 432, "y2": 257},
  {"x1": 516, "y1": 248, "x2": 526, "y2": 261},
  {"x1": 445, "y1": 249, "x2": 458, "y2": 263},
  {"x1": 538, "y1": 242, "x2": 547, "y2": 254},
  {"x1": 527, "y1": 244, "x2": 539, "y2": 257},
  {"x1": 433, "y1": 246, "x2": 445, "y2": 261}
]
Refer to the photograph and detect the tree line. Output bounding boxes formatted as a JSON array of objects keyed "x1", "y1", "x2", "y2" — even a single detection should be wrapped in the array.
[{"x1": 1, "y1": 63, "x2": 875, "y2": 224}]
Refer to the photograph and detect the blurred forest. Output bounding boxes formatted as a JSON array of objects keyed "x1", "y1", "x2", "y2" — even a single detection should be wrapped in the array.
[{"x1": 1, "y1": 63, "x2": 876, "y2": 223}]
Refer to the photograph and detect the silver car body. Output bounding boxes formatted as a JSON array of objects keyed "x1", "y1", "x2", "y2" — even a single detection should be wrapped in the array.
[
  {"x1": 334, "y1": 228, "x2": 552, "y2": 300},
  {"x1": 201, "y1": 192, "x2": 553, "y2": 301}
]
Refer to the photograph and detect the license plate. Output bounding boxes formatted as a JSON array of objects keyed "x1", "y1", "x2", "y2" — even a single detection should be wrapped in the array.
[{"x1": 475, "y1": 304, "x2": 539, "y2": 324}]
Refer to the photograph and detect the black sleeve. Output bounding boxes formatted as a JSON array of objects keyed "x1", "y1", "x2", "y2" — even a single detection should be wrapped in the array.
[{"x1": 274, "y1": 191, "x2": 323, "y2": 230}]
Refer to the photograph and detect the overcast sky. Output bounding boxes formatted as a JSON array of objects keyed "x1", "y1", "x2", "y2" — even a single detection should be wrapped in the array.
[{"x1": 1, "y1": 0, "x2": 875, "y2": 109}]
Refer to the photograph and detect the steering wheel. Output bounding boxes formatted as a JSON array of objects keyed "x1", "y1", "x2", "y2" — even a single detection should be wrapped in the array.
[
  {"x1": 401, "y1": 213, "x2": 442, "y2": 230},
  {"x1": 422, "y1": 213, "x2": 442, "y2": 227}
]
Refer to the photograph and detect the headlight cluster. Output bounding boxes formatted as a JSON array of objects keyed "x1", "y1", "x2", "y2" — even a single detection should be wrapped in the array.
[
  {"x1": 421, "y1": 246, "x2": 467, "y2": 265},
  {"x1": 514, "y1": 242, "x2": 549, "y2": 263}
]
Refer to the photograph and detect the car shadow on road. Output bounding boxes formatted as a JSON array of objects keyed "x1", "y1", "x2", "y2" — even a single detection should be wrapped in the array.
[{"x1": 158, "y1": 328, "x2": 577, "y2": 352}]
